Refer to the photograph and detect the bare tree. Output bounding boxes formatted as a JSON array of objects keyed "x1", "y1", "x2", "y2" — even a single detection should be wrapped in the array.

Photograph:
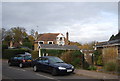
[{"x1": 30, "y1": 29, "x2": 35, "y2": 37}]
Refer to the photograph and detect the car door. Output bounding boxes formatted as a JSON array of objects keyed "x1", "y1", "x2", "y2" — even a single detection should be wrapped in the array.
[
  {"x1": 41, "y1": 58, "x2": 50, "y2": 72},
  {"x1": 17, "y1": 56, "x2": 24, "y2": 64},
  {"x1": 35, "y1": 57, "x2": 43, "y2": 71}
]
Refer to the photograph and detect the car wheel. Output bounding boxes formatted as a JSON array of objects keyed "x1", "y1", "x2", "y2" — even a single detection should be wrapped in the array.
[
  {"x1": 8, "y1": 62, "x2": 12, "y2": 66},
  {"x1": 33, "y1": 65, "x2": 38, "y2": 72},
  {"x1": 19, "y1": 63, "x2": 23, "y2": 68},
  {"x1": 52, "y1": 68, "x2": 57, "y2": 76}
]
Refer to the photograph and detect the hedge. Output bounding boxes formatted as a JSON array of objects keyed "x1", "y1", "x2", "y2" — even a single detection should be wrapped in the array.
[
  {"x1": 2, "y1": 44, "x2": 8, "y2": 51},
  {"x1": 2, "y1": 49, "x2": 30, "y2": 59},
  {"x1": 22, "y1": 42, "x2": 33, "y2": 49},
  {"x1": 41, "y1": 49, "x2": 66, "y2": 57}
]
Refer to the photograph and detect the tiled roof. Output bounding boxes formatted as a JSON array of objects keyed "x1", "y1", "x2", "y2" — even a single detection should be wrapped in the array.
[
  {"x1": 36, "y1": 33, "x2": 60, "y2": 42},
  {"x1": 39, "y1": 44, "x2": 80, "y2": 50},
  {"x1": 108, "y1": 39, "x2": 120, "y2": 44},
  {"x1": 96, "y1": 39, "x2": 120, "y2": 47},
  {"x1": 96, "y1": 41, "x2": 108, "y2": 47}
]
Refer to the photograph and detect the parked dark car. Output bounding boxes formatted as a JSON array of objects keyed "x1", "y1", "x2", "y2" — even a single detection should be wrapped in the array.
[
  {"x1": 8, "y1": 54, "x2": 32, "y2": 68},
  {"x1": 32, "y1": 56, "x2": 74, "y2": 76}
]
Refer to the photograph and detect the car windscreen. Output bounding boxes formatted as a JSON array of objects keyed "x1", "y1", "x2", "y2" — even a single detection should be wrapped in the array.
[
  {"x1": 49, "y1": 57, "x2": 64, "y2": 64},
  {"x1": 24, "y1": 55, "x2": 32, "y2": 60}
]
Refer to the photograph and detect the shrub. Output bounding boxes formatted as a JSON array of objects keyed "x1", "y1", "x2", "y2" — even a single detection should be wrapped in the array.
[
  {"x1": 31, "y1": 51, "x2": 39, "y2": 59},
  {"x1": 117, "y1": 64, "x2": 120, "y2": 74},
  {"x1": 60, "y1": 50, "x2": 82, "y2": 68},
  {"x1": 97, "y1": 55, "x2": 103, "y2": 66},
  {"x1": 83, "y1": 60, "x2": 90, "y2": 70},
  {"x1": 2, "y1": 49, "x2": 30, "y2": 59},
  {"x1": 60, "y1": 51, "x2": 72, "y2": 63},
  {"x1": 72, "y1": 51, "x2": 83, "y2": 68},
  {"x1": 104, "y1": 61, "x2": 117, "y2": 71},
  {"x1": 93, "y1": 50, "x2": 102, "y2": 65},
  {"x1": 71, "y1": 58, "x2": 81, "y2": 68},
  {"x1": 87, "y1": 65, "x2": 97, "y2": 70}
]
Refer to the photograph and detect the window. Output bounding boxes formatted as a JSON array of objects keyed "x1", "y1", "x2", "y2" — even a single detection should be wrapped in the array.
[
  {"x1": 41, "y1": 58, "x2": 49, "y2": 63},
  {"x1": 37, "y1": 57, "x2": 42, "y2": 63},
  {"x1": 49, "y1": 42, "x2": 52, "y2": 44},
  {"x1": 60, "y1": 37, "x2": 62, "y2": 41},
  {"x1": 13, "y1": 57, "x2": 17, "y2": 60},
  {"x1": 49, "y1": 57, "x2": 64, "y2": 64},
  {"x1": 17, "y1": 56, "x2": 24, "y2": 60},
  {"x1": 24, "y1": 55, "x2": 32, "y2": 60},
  {"x1": 48, "y1": 41, "x2": 53, "y2": 44},
  {"x1": 37, "y1": 58, "x2": 49, "y2": 63},
  {"x1": 39, "y1": 41, "x2": 44, "y2": 44},
  {"x1": 57, "y1": 37, "x2": 59, "y2": 39}
]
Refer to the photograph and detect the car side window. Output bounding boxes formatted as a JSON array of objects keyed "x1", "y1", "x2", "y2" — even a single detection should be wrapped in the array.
[
  {"x1": 37, "y1": 57, "x2": 42, "y2": 62},
  {"x1": 24, "y1": 56, "x2": 31, "y2": 60},
  {"x1": 42, "y1": 58, "x2": 49, "y2": 63},
  {"x1": 13, "y1": 57, "x2": 17, "y2": 59},
  {"x1": 17, "y1": 56, "x2": 24, "y2": 60}
]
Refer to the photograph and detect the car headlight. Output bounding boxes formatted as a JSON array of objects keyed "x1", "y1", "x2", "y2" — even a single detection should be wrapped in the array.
[
  {"x1": 72, "y1": 66, "x2": 74, "y2": 69},
  {"x1": 58, "y1": 67, "x2": 66, "y2": 70}
]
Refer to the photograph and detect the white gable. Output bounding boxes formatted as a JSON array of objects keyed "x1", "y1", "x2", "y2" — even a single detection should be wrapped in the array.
[
  {"x1": 56, "y1": 33, "x2": 65, "y2": 45},
  {"x1": 57, "y1": 33, "x2": 64, "y2": 37}
]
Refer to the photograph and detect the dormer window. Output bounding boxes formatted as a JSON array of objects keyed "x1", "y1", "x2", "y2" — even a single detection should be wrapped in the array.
[
  {"x1": 39, "y1": 41, "x2": 44, "y2": 44},
  {"x1": 48, "y1": 41, "x2": 53, "y2": 44}
]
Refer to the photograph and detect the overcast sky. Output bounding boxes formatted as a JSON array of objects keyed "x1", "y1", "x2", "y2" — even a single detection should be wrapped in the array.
[{"x1": 2, "y1": 2, "x2": 118, "y2": 43}]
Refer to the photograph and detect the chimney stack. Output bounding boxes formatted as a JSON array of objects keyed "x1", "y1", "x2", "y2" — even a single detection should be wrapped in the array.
[
  {"x1": 66, "y1": 32, "x2": 69, "y2": 45},
  {"x1": 66, "y1": 32, "x2": 69, "y2": 41}
]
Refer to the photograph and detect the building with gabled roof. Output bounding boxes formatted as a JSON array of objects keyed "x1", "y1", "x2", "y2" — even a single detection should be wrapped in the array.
[
  {"x1": 34, "y1": 32, "x2": 69, "y2": 51},
  {"x1": 34, "y1": 32, "x2": 80, "y2": 57},
  {"x1": 95, "y1": 32, "x2": 120, "y2": 64}
]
